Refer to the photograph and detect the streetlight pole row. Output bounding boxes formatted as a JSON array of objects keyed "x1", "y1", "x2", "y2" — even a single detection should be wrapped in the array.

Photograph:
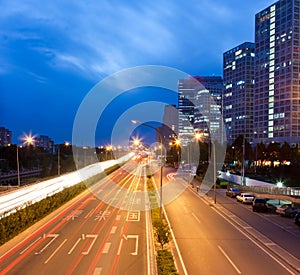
[{"x1": 131, "y1": 120, "x2": 164, "y2": 222}]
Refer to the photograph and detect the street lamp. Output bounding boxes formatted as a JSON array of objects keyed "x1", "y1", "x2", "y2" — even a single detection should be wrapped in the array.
[
  {"x1": 8, "y1": 144, "x2": 21, "y2": 187},
  {"x1": 105, "y1": 145, "x2": 113, "y2": 160},
  {"x1": 131, "y1": 119, "x2": 164, "y2": 221},
  {"x1": 58, "y1": 142, "x2": 70, "y2": 176}
]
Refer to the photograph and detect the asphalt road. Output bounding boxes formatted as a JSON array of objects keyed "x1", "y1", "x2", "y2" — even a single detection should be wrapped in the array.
[
  {"x1": 0, "y1": 161, "x2": 155, "y2": 275},
  {"x1": 162, "y1": 170, "x2": 300, "y2": 275}
]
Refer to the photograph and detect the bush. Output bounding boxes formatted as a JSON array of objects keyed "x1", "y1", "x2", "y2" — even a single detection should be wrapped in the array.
[
  {"x1": 0, "y1": 164, "x2": 121, "y2": 246},
  {"x1": 157, "y1": 250, "x2": 179, "y2": 275}
]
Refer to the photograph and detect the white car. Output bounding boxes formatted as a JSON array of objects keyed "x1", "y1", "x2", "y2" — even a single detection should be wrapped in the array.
[{"x1": 236, "y1": 193, "x2": 254, "y2": 204}]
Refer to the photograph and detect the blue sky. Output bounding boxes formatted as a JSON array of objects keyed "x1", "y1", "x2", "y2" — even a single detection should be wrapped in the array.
[{"x1": 0, "y1": 0, "x2": 276, "y2": 145}]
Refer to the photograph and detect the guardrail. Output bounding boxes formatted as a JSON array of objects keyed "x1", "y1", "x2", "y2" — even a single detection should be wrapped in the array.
[
  {"x1": 237, "y1": 185, "x2": 300, "y2": 197},
  {"x1": 218, "y1": 171, "x2": 300, "y2": 202}
]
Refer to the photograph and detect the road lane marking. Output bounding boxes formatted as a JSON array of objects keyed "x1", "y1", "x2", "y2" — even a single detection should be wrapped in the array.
[
  {"x1": 110, "y1": 226, "x2": 117, "y2": 234},
  {"x1": 20, "y1": 237, "x2": 41, "y2": 255},
  {"x1": 85, "y1": 208, "x2": 95, "y2": 219},
  {"x1": 64, "y1": 210, "x2": 83, "y2": 221},
  {"x1": 35, "y1": 234, "x2": 59, "y2": 254},
  {"x1": 127, "y1": 211, "x2": 140, "y2": 221},
  {"x1": 191, "y1": 212, "x2": 201, "y2": 224},
  {"x1": 116, "y1": 215, "x2": 121, "y2": 221},
  {"x1": 82, "y1": 234, "x2": 98, "y2": 255},
  {"x1": 45, "y1": 239, "x2": 67, "y2": 264},
  {"x1": 117, "y1": 239, "x2": 123, "y2": 255},
  {"x1": 265, "y1": 242, "x2": 276, "y2": 246},
  {"x1": 127, "y1": 235, "x2": 139, "y2": 256},
  {"x1": 102, "y1": 242, "x2": 111, "y2": 254},
  {"x1": 68, "y1": 237, "x2": 81, "y2": 255},
  {"x1": 93, "y1": 267, "x2": 102, "y2": 275},
  {"x1": 211, "y1": 207, "x2": 297, "y2": 274},
  {"x1": 218, "y1": 245, "x2": 241, "y2": 274}
]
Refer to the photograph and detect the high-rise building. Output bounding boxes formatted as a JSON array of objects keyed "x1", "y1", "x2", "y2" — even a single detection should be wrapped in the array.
[
  {"x1": 254, "y1": 0, "x2": 300, "y2": 146},
  {"x1": 178, "y1": 77, "x2": 198, "y2": 144},
  {"x1": 194, "y1": 76, "x2": 223, "y2": 143},
  {"x1": 159, "y1": 104, "x2": 178, "y2": 149},
  {"x1": 0, "y1": 127, "x2": 12, "y2": 147},
  {"x1": 178, "y1": 76, "x2": 223, "y2": 144},
  {"x1": 36, "y1": 135, "x2": 54, "y2": 153},
  {"x1": 223, "y1": 42, "x2": 255, "y2": 145}
]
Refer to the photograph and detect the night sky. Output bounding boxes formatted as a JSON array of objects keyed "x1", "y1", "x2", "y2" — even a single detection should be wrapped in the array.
[{"x1": 0, "y1": 0, "x2": 276, "y2": 146}]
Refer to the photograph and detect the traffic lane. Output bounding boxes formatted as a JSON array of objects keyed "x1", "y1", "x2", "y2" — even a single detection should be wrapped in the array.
[
  {"x1": 165, "y1": 187, "x2": 294, "y2": 275},
  {"x1": 214, "y1": 189, "x2": 300, "y2": 259},
  {"x1": 112, "y1": 210, "x2": 148, "y2": 275},
  {"x1": 1, "y1": 198, "x2": 119, "y2": 274},
  {"x1": 0, "y1": 163, "x2": 142, "y2": 274}
]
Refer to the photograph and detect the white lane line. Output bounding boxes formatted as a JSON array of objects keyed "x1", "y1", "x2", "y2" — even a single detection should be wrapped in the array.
[
  {"x1": 20, "y1": 237, "x2": 41, "y2": 255},
  {"x1": 211, "y1": 207, "x2": 296, "y2": 275},
  {"x1": 117, "y1": 239, "x2": 123, "y2": 255},
  {"x1": 162, "y1": 207, "x2": 188, "y2": 275},
  {"x1": 191, "y1": 212, "x2": 201, "y2": 224},
  {"x1": 144, "y1": 171, "x2": 151, "y2": 275},
  {"x1": 110, "y1": 226, "x2": 117, "y2": 234},
  {"x1": 82, "y1": 235, "x2": 98, "y2": 255},
  {"x1": 45, "y1": 239, "x2": 67, "y2": 264},
  {"x1": 102, "y1": 242, "x2": 111, "y2": 254},
  {"x1": 218, "y1": 245, "x2": 241, "y2": 274},
  {"x1": 93, "y1": 267, "x2": 102, "y2": 275},
  {"x1": 35, "y1": 234, "x2": 59, "y2": 255},
  {"x1": 68, "y1": 237, "x2": 81, "y2": 255},
  {"x1": 85, "y1": 208, "x2": 95, "y2": 219}
]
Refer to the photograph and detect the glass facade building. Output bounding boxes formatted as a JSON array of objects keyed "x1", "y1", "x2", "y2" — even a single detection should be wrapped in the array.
[
  {"x1": 223, "y1": 42, "x2": 255, "y2": 145},
  {"x1": 254, "y1": 0, "x2": 300, "y2": 146},
  {"x1": 178, "y1": 76, "x2": 223, "y2": 144}
]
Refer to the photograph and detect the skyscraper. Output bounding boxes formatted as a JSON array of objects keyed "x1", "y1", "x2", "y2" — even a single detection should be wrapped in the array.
[
  {"x1": 194, "y1": 76, "x2": 223, "y2": 143},
  {"x1": 0, "y1": 127, "x2": 12, "y2": 147},
  {"x1": 254, "y1": 0, "x2": 300, "y2": 145},
  {"x1": 178, "y1": 76, "x2": 223, "y2": 144},
  {"x1": 223, "y1": 42, "x2": 255, "y2": 145}
]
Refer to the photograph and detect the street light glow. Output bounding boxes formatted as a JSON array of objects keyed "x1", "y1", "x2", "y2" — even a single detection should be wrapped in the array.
[
  {"x1": 22, "y1": 132, "x2": 36, "y2": 146},
  {"x1": 175, "y1": 139, "x2": 181, "y2": 146}
]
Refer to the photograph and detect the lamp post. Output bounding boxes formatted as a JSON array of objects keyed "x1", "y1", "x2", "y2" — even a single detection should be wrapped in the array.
[
  {"x1": 131, "y1": 120, "x2": 164, "y2": 222},
  {"x1": 8, "y1": 143, "x2": 21, "y2": 187},
  {"x1": 58, "y1": 142, "x2": 70, "y2": 176},
  {"x1": 16, "y1": 145, "x2": 21, "y2": 187},
  {"x1": 213, "y1": 142, "x2": 217, "y2": 204}
]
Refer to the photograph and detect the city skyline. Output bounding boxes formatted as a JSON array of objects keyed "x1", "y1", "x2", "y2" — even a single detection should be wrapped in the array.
[{"x1": 1, "y1": 1, "x2": 277, "y2": 145}]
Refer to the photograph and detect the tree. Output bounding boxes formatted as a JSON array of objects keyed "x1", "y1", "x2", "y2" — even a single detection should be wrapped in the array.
[{"x1": 154, "y1": 221, "x2": 169, "y2": 249}]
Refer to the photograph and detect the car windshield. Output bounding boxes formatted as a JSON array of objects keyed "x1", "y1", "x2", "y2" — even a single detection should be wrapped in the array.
[
  {"x1": 244, "y1": 194, "x2": 252, "y2": 197},
  {"x1": 255, "y1": 199, "x2": 265, "y2": 203}
]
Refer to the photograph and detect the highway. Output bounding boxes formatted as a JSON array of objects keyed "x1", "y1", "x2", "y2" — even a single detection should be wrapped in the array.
[
  {"x1": 2, "y1": 162, "x2": 300, "y2": 275},
  {"x1": 0, "y1": 154, "x2": 132, "y2": 219},
  {"x1": 162, "y1": 169, "x2": 300, "y2": 275},
  {"x1": 0, "y1": 160, "x2": 155, "y2": 275}
]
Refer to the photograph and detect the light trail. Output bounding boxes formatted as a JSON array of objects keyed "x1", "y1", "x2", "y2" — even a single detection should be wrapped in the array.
[{"x1": 0, "y1": 154, "x2": 133, "y2": 219}]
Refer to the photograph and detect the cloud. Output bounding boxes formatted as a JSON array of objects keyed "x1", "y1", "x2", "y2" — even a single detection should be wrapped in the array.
[{"x1": 1, "y1": 0, "x2": 278, "y2": 80}]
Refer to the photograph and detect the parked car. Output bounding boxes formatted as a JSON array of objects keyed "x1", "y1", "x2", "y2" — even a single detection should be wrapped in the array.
[
  {"x1": 252, "y1": 198, "x2": 268, "y2": 212},
  {"x1": 275, "y1": 204, "x2": 299, "y2": 218},
  {"x1": 226, "y1": 187, "x2": 241, "y2": 198},
  {"x1": 236, "y1": 193, "x2": 255, "y2": 204},
  {"x1": 295, "y1": 212, "x2": 300, "y2": 226}
]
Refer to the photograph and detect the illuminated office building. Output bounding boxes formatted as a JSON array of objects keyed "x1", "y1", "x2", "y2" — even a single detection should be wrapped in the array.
[
  {"x1": 178, "y1": 76, "x2": 223, "y2": 144},
  {"x1": 254, "y1": 0, "x2": 300, "y2": 145},
  {"x1": 223, "y1": 42, "x2": 255, "y2": 145}
]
